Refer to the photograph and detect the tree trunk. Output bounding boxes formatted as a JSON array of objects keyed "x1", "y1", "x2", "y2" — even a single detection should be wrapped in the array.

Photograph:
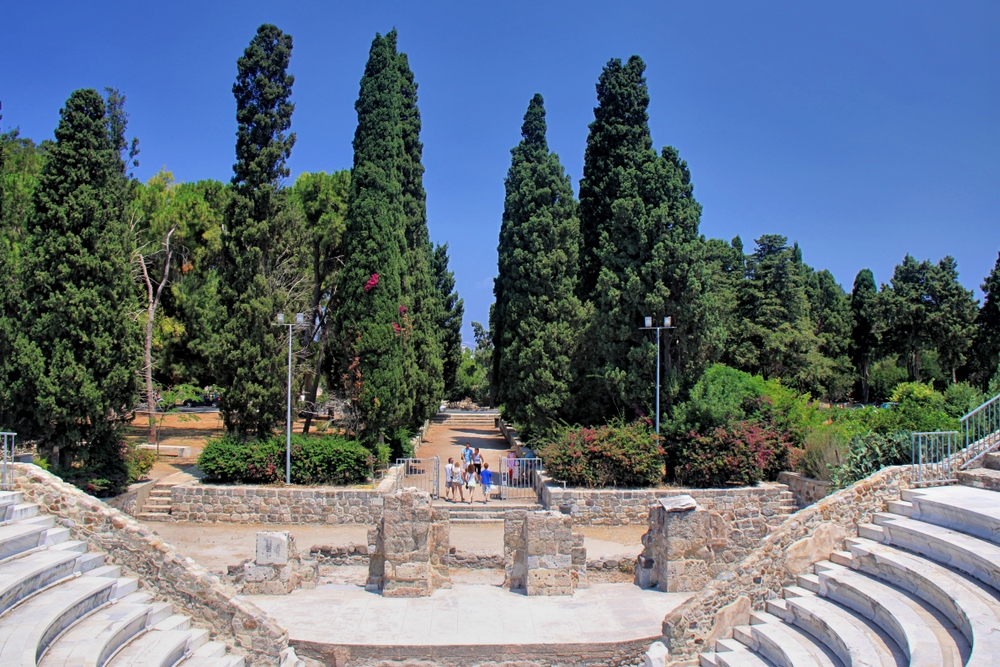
[{"x1": 138, "y1": 227, "x2": 175, "y2": 448}]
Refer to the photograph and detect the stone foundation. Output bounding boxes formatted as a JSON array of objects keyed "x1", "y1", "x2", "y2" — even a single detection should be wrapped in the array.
[
  {"x1": 168, "y1": 485, "x2": 381, "y2": 524},
  {"x1": 366, "y1": 489, "x2": 451, "y2": 597},
  {"x1": 778, "y1": 471, "x2": 833, "y2": 506},
  {"x1": 229, "y1": 532, "x2": 318, "y2": 595},
  {"x1": 504, "y1": 510, "x2": 587, "y2": 595}
]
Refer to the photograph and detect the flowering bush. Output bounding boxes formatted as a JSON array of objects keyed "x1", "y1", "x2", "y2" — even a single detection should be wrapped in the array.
[
  {"x1": 363, "y1": 273, "x2": 379, "y2": 292},
  {"x1": 667, "y1": 420, "x2": 793, "y2": 487},
  {"x1": 537, "y1": 420, "x2": 663, "y2": 488}
]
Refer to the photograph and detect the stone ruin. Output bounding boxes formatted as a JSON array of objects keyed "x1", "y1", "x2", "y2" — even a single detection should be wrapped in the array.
[
  {"x1": 228, "y1": 531, "x2": 319, "y2": 595},
  {"x1": 504, "y1": 509, "x2": 587, "y2": 595},
  {"x1": 635, "y1": 494, "x2": 733, "y2": 592},
  {"x1": 366, "y1": 488, "x2": 451, "y2": 597}
]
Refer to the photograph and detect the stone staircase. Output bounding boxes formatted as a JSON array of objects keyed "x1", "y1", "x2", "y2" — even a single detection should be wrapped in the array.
[
  {"x1": 698, "y1": 478, "x2": 1000, "y2": 667},
  {"x1": 433, "y1": 500, "x2": 542, "y2": 524},
  {"x1": 956, "y1": 451, "x2": 1000, "y2": 491},
  {"x1": 0, "y1": 489, "x2": 243, "y2": 667},
  {"x1": 136, "y1": 481, "x2": 180, "y2": 522},
  {"x1": 430, "y1": 411, "x2": 500, "y2": 428}
]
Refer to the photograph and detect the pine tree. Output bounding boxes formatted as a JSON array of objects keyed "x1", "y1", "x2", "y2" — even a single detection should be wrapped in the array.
[
  {"x1": 576, "y1": 56, "x2": 712, "y2": 420},
  {"x1": 973, "y1": 253, "x2": 1000, "y2": 390},
  {"x1": 491, "y1": 94, "x2": 587, "y2": 436},
  {"x1": 217, "y1": 24, "x2": 297, "y2": 439},
  {"x1": 334, "y1": 31, "x2": 408, "y2": 446},
  {"x1": 850, "y1": 268, "x2": 880, "y2": 403},
  {"x1": 433, "y1": 243, "x2": 464, "y2": 397},
  {"x1": 17, "y1": 88, "x2": 141, "y2": 491},
  {"x1": 928, "y1": 256, "x2": 977, "y2": 383},
  {"x1": 806, "y1": 268, "x2": 853, "y2": 399},
  {"x1": 396, "y1": 45, "x2": 444, "y2": 428}
]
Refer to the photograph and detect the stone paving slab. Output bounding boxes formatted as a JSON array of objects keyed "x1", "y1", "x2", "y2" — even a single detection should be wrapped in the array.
[{"x1": 245, "y1": 582, "x2": 690, "y2": 646}]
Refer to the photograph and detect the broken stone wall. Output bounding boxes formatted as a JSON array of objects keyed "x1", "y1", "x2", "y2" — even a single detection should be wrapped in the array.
[
  {"x1": 504, "y1": 510, "x2": 586, "y2": 595},
  {"x1": 366, "y1": 488, "x2": 450, "y2": 597},
  {"x1": 230, "y1": 532, "x2": 318, "y2": 595}
]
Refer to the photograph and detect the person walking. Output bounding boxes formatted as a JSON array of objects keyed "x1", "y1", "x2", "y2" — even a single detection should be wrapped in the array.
[
  {"x1": 444, "y1": 458, "x2": 456, "y2": 502},
  {"x1": 462, "y1": 443, "x2": 474, "y2": 468},
  {"x1": 479, "y1": 462, "x2": 494, "y2": 503},
  {"x1": 472, "y1": 448, "x2": 483, "y2": 474},
  {"x1": 464, "y1": 463, "x2": 478, "y2": 505}
]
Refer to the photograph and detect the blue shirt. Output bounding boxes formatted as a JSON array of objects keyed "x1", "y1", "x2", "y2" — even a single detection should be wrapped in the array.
[
  {"x1": 463, "y1": 449, "x2": 473, "y2": 463},
  {"x1": 480, "y1": 469, "x2": 493, "y2": 486}
]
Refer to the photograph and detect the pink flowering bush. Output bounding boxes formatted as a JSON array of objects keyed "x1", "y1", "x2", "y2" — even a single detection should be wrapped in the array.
[
  {"x1": 668, "y1": 420, "x2": 792, "y2": 487},
  {"x1": 363, "y1": 273, "x2": 379, "y2": 292},
  {"x1": 537, "y1": 420, "x2": 663, "y2": 488}
]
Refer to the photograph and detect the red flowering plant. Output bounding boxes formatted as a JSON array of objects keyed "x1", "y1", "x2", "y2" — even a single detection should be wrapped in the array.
[
  {"x1": 537, "y1": 420, "x2": 664, "y2": 488},
  {"x1": 667, "y1": 420, "x2": 793, "y2": 488},
  {"x1": 363, "y1": 273, "x2": 379, "y2": 292}
]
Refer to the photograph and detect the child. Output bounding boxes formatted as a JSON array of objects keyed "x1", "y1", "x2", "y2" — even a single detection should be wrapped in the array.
[
  {"x1": 479, "y1": 462, "x2": 493, "y2": 503},
  {"x1": 464, "y1": 463, "x2": 477, "y2": 505},
  {"x1": 444, "y1": 458, "x2": 456, "y2": 501}
]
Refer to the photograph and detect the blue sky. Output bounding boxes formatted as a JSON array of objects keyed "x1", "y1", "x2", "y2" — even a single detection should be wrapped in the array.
[{"x1": 2, "y1": 1, "x2": 998, "y2": 344}]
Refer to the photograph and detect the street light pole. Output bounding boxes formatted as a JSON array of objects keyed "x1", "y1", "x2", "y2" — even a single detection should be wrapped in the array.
[
  {"x1": 640, "y1": 316, "x2": 676, "y2": 435},
  {"x1": 276, "y1": 313, "x2": 306, "y2": 486}
]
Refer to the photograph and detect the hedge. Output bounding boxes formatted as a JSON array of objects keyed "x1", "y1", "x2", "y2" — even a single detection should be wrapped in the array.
[{"x1": 198, "y1": 434, "x2": 373, "y2": 485}]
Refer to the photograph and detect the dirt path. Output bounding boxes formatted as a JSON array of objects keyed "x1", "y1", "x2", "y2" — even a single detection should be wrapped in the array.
[{"x1": 415, "y1": 420, "x2": 511, "y2": 476}]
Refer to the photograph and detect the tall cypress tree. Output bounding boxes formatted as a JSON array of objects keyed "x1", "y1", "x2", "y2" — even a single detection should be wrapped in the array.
[
  {"x1": 217, "y1": 24, "x2": 297, "y2": 439},
  {"x1": 973, "y1": 253, "x2": 1000, "y2": 389},
  {"x1": 433, "y1": 243, "x2": 464, "y2": 397},
  {"x1": 18, "y1": 89, "x2": 140, "y2": 490},
  {"x1": 335, "y1": 32, "x2": 407, "y2": 446},
  {"x1": 850, "y1": 268, "x2": 880, "y2": 403},
  {"x1": 396, "y1": 44, "x2": 445, "y2": 428},
  {"x1": 576, "y1": 56, "x2": 710, "y2": 420},
  {"x1": 492, "y1": 94, "x2": 587, "y2": 436}
]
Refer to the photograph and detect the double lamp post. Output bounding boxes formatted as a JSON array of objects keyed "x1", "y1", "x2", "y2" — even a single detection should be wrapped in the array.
[
  {"x1": 275, "y1": 313, "x2": 309, "y2": 485},
  {"x1": 639, "y1": 316, "x2": 675, "y2": 436}
]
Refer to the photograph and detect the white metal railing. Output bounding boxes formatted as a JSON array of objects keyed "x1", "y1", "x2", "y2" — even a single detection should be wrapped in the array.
[
  {"x1": 394, "y1": 456, "x2": 440, "y2": 498},
  {"x1": 911, "y1": 393, "x2": 1000, "y2": 487},
  {"x1": 500, "y1": 457, "x2": 543, "y2": 500},
  {"x1": 1, "y1": 432, "x2": 15, "y2": 490},
  {"x1": 911, "y1": 431, "x2": 958, "y2": 487},
  {"x1": 958, "y1": 393, "x2": 1000, "y2": 469}
]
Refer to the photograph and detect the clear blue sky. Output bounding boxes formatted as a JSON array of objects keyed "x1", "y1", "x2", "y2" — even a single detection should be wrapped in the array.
[{"x1": 3, "y1": 1, "x2": 998, "y2": 344}]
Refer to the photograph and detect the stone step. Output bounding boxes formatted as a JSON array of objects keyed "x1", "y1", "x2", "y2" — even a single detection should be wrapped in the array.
[
  {"x1": 37, "y1": 601, "x2": 156, "y2": 667},
  {"x1": 0, "y1": 574, "x2": 119, "y2": 666},
  {"x1": 984, "y1": 452, "x2": 1000, "y2": 470},
  {"x1": 450, "y1": 518, "x2": 503, "y2": 524},
  {"x1": 886, "y1": 500, "x2": 914, "y2": 517},
  {"x1": 812, "y1": 560, "x2": 963, "y2": 667},
  {"x1": 0, "y1": 548, "x2": 84, "y2": 616},
  {"x1": 106, "y1": 627, "x2": 207, "y2": 667},
  {"x1": 871, "y1": 513, "x2": 1000, "y2": 592},
  {"x1": 956, "y1": 467, "x2": 1000, "y2": 491},
  {"x1": 732, "y1": 612, "x2": 842, "y2": 667},
  {"x1": 43, "y1": 526, "x2": 71, "y2": 546},
  {"x1": 900, "y1": 485, "x2": 1000, "y2": 545},
  {"x1": 179, "y1": 641, "x2": 246, "y2": 667},
  {"x1": 136, "y1": 512, "x2": 172, "y2": 522},
  {"x1": 846, "y1": 537, "x2": 1000, "y2": 666},
  {"x1": 6, "y1": 502, "x2": 40, "y2": 522},
  {"x1": 0, "y1": 521, "x2": 49, "y2": 560},
  {"x1": 709, "y1": 639, "x2": 775, "y2": 667}
]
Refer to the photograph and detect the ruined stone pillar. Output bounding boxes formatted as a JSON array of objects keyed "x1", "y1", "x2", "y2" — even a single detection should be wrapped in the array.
[
  {"x1": 239, "y1": 531, "x2": 318, "y2": 594},
  {"x1": 504, "y1": 509, "x2": 586, "y2": 595},
  {"x1": 366, "y1": 488, "x2": 451, "y2": 597},
  {"x1": 636, "y1": 494, "x2": 730, "y2": 592}
]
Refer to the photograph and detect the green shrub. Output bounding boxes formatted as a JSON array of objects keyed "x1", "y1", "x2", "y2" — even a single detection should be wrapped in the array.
[
  {"x1": 669, "y1": 420, "x2": 793, "y2": 488},
  {"x1": 197, "y1": 434, "x2": 372, "y2": 486},
  {"x1": 797, "y1": 426, "x2": 846, "y2": 481},
  {"x1": 538, "y1": 420, "x2": 663, "y2": 488},
  {"x1": 830, "y1": 432, "x2": 910, "y2": 488},
  {"x1": 943, "y1": 382, "x2": 986, "y2": 419}
]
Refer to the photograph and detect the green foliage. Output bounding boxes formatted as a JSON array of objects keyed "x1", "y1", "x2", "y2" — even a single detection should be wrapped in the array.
[
  {"x1": 830, "y1": 432, "x2": 911, "y2": 489},
  {"x1": 830, "y1": 381, "x2": 959, "y2": 441},
  {"x1": 797, "y1": 426, "x2": 846, "y2": 481},
  {"x1": 198, "y1": 433, "x2": 372, "y2": 485},
  {"x1": 972, "y1": 253, "x2": 1000, "y2": 388},
  {"x1": 943, "y1": 382, "x2": 986, "y2": 419},
  {"x1": 454, "y1": 348, "x2": 490, "y2": 406},
  {"x1": 850, "y1": 269, "x2": 880, "y2": 403},
  {"x1": 538, "y1": 420, "x2": 663, "y2": 488},
  {"x1": 492, "y1": 95, "x2": 587, "y2": 438},
  {"x1": 433, "y1": 243, "x2": 464, "y2": 395},
  {"x1": 670, "y1": 420, "x2": 793, "y2": 488},
  {"x1": 217, "y1": 24, "x2": 298, "y2": 439},
  {"x1": 15, "y1": 88, "x2": 141, "y2": 490}
]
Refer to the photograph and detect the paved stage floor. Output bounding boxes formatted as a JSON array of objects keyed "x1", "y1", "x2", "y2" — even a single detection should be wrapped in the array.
[{"x1": 244, "y1": 582, "x2": 691, "y2": 646}]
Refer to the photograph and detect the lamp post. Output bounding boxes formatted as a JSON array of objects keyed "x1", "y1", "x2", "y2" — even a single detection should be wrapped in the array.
[
  {"x1": 639, "y1": 316, "x2": 676, "y2": 435},
  {"x1": 276, "y1": 313, "x2": 307, "y2": 485}
]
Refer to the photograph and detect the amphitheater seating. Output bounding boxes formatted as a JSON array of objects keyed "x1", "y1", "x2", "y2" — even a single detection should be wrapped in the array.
[
  {"x1": 0, "y1": 490, "x2": 243, "y2": 667},
  {"x1": 699, "y1": 480, "x2": 1000, "y2": 667}
]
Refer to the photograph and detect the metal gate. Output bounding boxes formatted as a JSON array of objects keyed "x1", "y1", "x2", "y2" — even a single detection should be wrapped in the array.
[
  {"x1": 394, "y1": 456, "x2": 440, "y2": 498},
  {"x1": 500, "y1": 457, "x2": 543, "y2": 500}
]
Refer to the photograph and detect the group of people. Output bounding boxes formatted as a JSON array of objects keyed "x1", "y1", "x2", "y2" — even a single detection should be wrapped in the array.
[{"x1": 444, "y1": 443, "x2": 494, "y2": 503}]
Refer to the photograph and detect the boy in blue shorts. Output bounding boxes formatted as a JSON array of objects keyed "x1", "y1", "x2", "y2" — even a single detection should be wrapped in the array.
[{"x1": 479, "y1": 462, "x2": 493, "y2": 503}]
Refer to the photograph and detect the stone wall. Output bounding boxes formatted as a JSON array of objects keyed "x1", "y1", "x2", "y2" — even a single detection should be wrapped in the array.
[
  {"x1": 366, "y1": 489, "x2": 450, "y2": 597},
  {"x1": 12, "y1": 464, "x2": 288, "y2": 666},
  {"x1": 539, "y1": 476, "x2": 796, "y2": 528},
  {"x1": 229, "y1": 532, "x2": 318, "y2": 595},
  {"x1": 106, "y1": 479, "x2": 156, "y2": 517},
  {"x1": 168, "y1": 484, "x2": 381, "y2": 524},
  {"x1": 660, "y1": 465, "x2": 911, "y2": 664},
  {"x1": 504, "y1": 510, "x2": 587, "y2": 595},
  {"x1": 778, "y1": 471, "x2": 833, "y2": 507}
]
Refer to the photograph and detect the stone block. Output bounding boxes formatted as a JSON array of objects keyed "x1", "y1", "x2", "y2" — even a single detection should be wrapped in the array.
[{"x1": 256, "y1": 531, "x2": 290, "y2": 565}]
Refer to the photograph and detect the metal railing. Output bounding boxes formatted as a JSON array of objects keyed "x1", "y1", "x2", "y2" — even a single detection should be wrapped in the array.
[
  {"x1": 1, "y1": 432, "x2": 16, "y2": 490},
  {"x1": 959, "y1": 393, "x2": 1000, "y2": 469},
  {"x1": 499, "y1": 457, "x2": 543, "y2": 500},
  {"x1": 394, "y1": 456, "x2": 440, "y2": 498},
  {"x1": 911, "y1": 431, "x2": 959, "y2": 487}
]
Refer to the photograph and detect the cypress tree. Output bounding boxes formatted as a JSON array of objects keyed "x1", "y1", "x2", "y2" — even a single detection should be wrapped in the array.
[
  {"x1": 850, "y1": 269, "x2": 880, "y2": 403},
  {"x1": 18, "y1": 88, "x2": 140, "y2": 490},
  {"x1": 973, "y1": 253, "x2": 1000, "y2": 389},
  {"x1": 433, "y1": 243, "x2": 464, "y2": 397},
  {"x1": 217, "y1": 24, "x2": 297, "y2": 439},
  {"x1": 335, "y1": 31, "x2": 407, "y2": 446},
  {"x1": 492, "y1": 94, "x2": 587, "y2": 436},
  {"x1": 576, "y1": 56, "x2": 710, "y2": 420},
  {"x1": 397, "y1": 45, "x2": 445, "y2": 428},
  {"x1": 929, "y1": 256, "x2": 977, "y2": 384}
]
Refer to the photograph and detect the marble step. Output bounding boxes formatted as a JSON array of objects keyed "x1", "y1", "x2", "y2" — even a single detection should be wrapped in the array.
[
  {"x1": 767, "y1": 594, "x2": 901, "y2": 667},
  {"x1": 107, "y1": 627, "x2": 209, "y2": 667},
  {"x1": 846, "y1": 537, "x2": 1000, "y2": 666},
  {"x1": 811, "y1": 560, "x2": 964, "y2": 666},
  {"x1": 37, "y1": 599, "x2": 171, "y2": 667},
  {"x1": 956, "y1": 467, "x2": 1000, "y2": 491},
  {"x1": 0, "y1": 548, "x2": 84, "y2": 616},
  {"x1": 6, "y1": 502, "x2": 40, "y2": 522},
  {"x1": 870, "y1": 512, "x2": 1000, "y2": 591},
  {"x1": 733, "y1": 611, "x2": 843, "y2": 667},
  {"x1": 0, "y1": 574, "x2": 119, "y2": 666},
  {"x1": 707, "y1": 638, "x2": 775, "y2": 667},
  {"x1": 900, "y1": 485, "x2": 1000, "y2": 545},
  {"x1": 983, "y1": 452, "x2": 1000, "y2": 470},
  {"x1": 0, "y1": 521, "x2": 50, "y2": 560},
  {"x1": 178, "y1": 641, "x2": 245, "y2": 667}
]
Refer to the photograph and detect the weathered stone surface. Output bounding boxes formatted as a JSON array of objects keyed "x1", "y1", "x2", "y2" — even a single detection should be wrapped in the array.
[
  {"x1": 658, "y1": 495, "x2": 697, "y2": 512},
  {"x1": 505, "y1": 510, "x2": 586, "y2": 595},
  {"x1": 367, "y1": 489, "x2": 450, "y2": 597},
  {"x1": 784, "y1": 521, "x2": 846, "y2": 575},
  {"x1": 704, "y1": 595, "x2": 751, "y2": 649},
  {"x1": 643, "y1": 640, "x2": 668, "y2": 667},
  {"x1": 257, "y1": 532, "x2": 290, "y2": 565}
]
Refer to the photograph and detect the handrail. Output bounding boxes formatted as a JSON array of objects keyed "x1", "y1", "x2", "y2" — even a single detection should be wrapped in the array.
[
  {"x1": 959, "y1": 392, "x2": 1000, "y2": 421},
  {"x1": 912, "y1": 392, "x2": 1000, "y2": 485},
  {"x1": 0, "y1": 432, "x2": 15, "y2": 490}
]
